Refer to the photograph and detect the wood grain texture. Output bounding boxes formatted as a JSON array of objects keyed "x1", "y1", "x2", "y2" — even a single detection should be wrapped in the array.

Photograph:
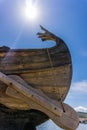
[
  {"x1": 0, "y1": 73, "x2": 79, "y2": 130},
  {"x1": 0, "y1": 26, "x2": 73, "y2": 129},
  {"x1": 0, "y1": 40, "x2": 72, "y2": 101}
]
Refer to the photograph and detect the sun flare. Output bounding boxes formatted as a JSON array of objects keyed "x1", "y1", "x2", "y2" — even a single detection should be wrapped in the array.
[{"x1": 24, "y1": 0, "x2": 38, "y2": 21}]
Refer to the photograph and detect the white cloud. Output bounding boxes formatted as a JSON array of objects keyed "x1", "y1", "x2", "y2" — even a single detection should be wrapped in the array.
[
  {"x1": 71, "y1": 80, "x2": 87, "y2": 93},
  {"x1": 75, "y1": 106, "x2": 87, "y2": 113}
]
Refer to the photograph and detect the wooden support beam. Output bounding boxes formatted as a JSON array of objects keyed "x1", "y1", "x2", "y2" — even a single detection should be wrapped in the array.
[
  {"x1": 0, "y1": 72, "x2": 79, "y2": 130},
  {"x1": 6, "y1": 86, "x2": 79, "y2": 130},
  {"x1": 0, "y1": 72, "x2": 63, "y2": 117}
]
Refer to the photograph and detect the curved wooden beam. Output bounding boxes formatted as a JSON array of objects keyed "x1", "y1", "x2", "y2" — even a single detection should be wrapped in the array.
[{"x1": 0, "y1": 72, "x2": 79, "y2": 130}]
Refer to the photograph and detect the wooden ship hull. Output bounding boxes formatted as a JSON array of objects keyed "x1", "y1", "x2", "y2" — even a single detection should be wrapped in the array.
[{"x1": 0, "y1": 26, "x2": 79, "y2": 130}]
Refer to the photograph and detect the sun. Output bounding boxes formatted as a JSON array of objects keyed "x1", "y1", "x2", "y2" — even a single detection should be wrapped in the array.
[{"x1": 24, "y1": 0, "x2": 38, "y2": 21}]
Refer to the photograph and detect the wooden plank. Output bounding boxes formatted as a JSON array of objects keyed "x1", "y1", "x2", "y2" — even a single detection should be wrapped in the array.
[
  {"x1": 0, "y1": 72, "x2": 63, "y2": 117},
  {"x1": 0, "y1": 96, "x2": 30, "y2": 110},
  {"x1": 6, "y1": 87, "x2": 79, "y2": 130},
  {"x1": 0, "y1": 33, "x2": 72, "y2": 103},
  {"x1": 0, "y1": 73, "x2": 79, "y2": 130}
]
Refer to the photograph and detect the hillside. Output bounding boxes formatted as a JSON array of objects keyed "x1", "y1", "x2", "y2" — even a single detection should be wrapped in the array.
[{"x1": 78, "y1": 112, "x2": 87, "y2": 118}]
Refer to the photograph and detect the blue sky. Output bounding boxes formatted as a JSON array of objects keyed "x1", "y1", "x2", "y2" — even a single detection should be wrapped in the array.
[{"x1": 0, "y1": 0, "x2": 87, "y2": 110}]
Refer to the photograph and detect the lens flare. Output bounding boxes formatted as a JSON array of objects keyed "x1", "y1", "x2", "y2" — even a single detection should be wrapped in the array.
[{"x1": 24, "y1": 0, "x2": 38, "y2": 21}]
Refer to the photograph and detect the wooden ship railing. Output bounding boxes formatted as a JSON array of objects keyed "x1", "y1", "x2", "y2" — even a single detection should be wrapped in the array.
[{"x1": 0, "y1": 26, "x2": 79, "y2": 130}]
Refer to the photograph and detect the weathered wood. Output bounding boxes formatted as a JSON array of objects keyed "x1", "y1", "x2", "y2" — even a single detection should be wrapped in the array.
[
  {"x1": 6, "y1": 88, "x2": 79, "y2": 130},
  {"x1": 0, "y1": 72, "x2": 63, "y2": 117},
  {"x1": 0, "y1": 26, "x2": 78, "y2": 130},
  {"x1": 3, "y1": 74, "x2": 79, "y2": 130},
  {"x1": 0, "y1": 40, "x2": 72, "y2": 102},
  {"x1": 0, "y1": 96, "x2": 29, "y2": 110}
]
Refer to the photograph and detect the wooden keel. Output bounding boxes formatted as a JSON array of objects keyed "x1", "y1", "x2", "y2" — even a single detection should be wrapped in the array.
[{"x1": 0, "y1": 72, "x2": 79, "y2": 130}]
